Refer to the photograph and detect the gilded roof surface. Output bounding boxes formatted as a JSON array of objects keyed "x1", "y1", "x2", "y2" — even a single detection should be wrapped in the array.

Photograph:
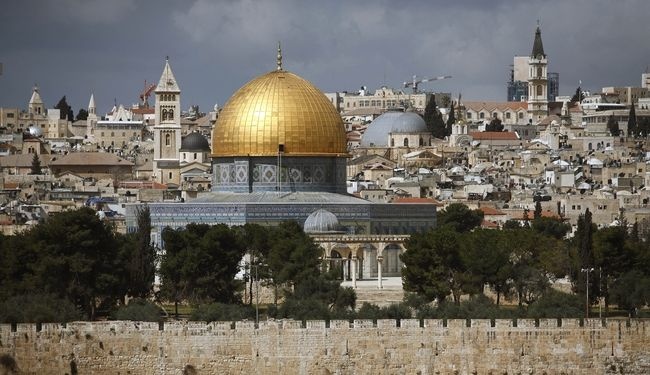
[{"x1": 212, "y1": 70, "x2": 347, "y2": 157}]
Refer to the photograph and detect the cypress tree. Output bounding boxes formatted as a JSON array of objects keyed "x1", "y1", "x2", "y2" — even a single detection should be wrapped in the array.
[{"x1": 627, "y1": 104, "x2": 637, "y2": 138}]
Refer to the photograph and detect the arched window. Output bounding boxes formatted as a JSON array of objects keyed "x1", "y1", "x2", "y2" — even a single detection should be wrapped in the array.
[
  {"x1": 403, "y1": 138, "x2": 409, "y2": 147},
  {"x1": 390, "y1": 138, "x2": 395, "y2": 147},
  {"x1": 419, "y1": 137, "x2": 423, "y2": 146},
  {"x1": 168, "y1": 172, "x2": 172, "y2": 179},
  {"x1": 168, "y1": 109, "x2": 174, "y2": 120},
  {"x1": 536, "y1": 85, "x2": 543, "y2": 96},
  {"x1": 537, "y1": 67, "x2": 542, "y2": 78},
  {"x1": 193, "y1": 152, "x2": 197, "y2": 160},
  {"x1": 161, "y1": 109, "x2": 167, "y2": 121},
  {"x1": 165, "y1": 134, "x2": 171, "y2": 146}
]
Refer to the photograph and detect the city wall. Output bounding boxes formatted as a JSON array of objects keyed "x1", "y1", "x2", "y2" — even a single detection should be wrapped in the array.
[{"x1": 1, "y1": 319, "x2": 648, "y2": 374}]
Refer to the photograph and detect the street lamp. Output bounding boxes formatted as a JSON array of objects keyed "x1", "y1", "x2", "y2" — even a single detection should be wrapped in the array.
[{"x1": 581, "y1": 267, "x2": 595, "y2": 319}]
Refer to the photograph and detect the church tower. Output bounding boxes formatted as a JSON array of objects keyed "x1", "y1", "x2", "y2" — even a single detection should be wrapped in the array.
[
  {"x1": 28, "y1": 86, "x2": 45, "y2": 116},
  {"x1": 153, "y1": 58, "x2": 182, "y2": 185},
  {"x1": 86, "y1": 93, "x2": 98, "y2": 139},
  {"x1": 527, "y1": 24, "x2": 548, "y2": 123}
]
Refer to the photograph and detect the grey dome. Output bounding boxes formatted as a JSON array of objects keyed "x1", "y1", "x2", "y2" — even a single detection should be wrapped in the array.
[
  {"x1": 180, "y1": 132, "x2": 210, "y2": 151},
  {"x1": 360, "y1": 111, "x2": 427, "y2": 147},
  {"x1": 304, "y1": 208, "x2": 340, "y2": 233}
]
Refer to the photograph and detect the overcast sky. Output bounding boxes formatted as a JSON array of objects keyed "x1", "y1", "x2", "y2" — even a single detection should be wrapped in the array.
[{"x1": 1, "y1": 0, "x2": 649, "y2": 116}]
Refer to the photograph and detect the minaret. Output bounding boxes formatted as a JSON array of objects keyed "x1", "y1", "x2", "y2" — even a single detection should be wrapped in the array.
[
  {"x1": 153, "y1": 57, "x2": 182, "y2": 185},
  {"x1": 86, "y1": 93, "x2": 98, "y2": 138},
  {"x1": 527, "y1": 23, "x2": 548, "y2": 123},
  {"x1": 28, "y1": 85, "x2": 45, "y2": 116}
]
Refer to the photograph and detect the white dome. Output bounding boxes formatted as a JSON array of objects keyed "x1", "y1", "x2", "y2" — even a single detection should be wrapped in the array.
[
  {"x1": 28, "y1": 126, "x2": 43, "y2": 137},
  {"x1": 360, "y1": 111, "x2": 427, "y2": 147},
  {"x1": 304, "y1": 208, "x2": 340, "y2": 233}
]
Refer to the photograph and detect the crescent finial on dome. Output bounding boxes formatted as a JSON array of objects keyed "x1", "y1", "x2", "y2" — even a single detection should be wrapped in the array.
[{"x1": 277, "y1": 41, "x2": 283, "y2": 71}]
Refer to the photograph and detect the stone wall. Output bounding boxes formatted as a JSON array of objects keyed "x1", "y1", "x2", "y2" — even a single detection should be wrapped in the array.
[{"x1": 1, "y1": 319, "x2": 648, "y2": 374}]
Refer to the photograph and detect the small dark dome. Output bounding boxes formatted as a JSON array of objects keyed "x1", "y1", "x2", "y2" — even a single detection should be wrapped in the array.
[{"x1": 180, "y1": 132, "x2": 210, "y2": 151}]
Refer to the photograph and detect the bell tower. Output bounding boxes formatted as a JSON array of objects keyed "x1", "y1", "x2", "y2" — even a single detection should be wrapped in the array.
[
  {"x1": 153, "y1": 57, "x2": 182, "y2": 185},
  {"x1": 527, "y1": 23, "x2": 548, "y2": 123}
]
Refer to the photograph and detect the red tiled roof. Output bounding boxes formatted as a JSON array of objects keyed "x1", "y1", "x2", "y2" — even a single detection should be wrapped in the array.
[
  {"x1": 469, "y1": 131, "x2": 519, "y2": 141},
  {"x1": 131, "y1": 108, "x2": 155, "y2": 115},
  {"x1": 480, "y1": 206, "x2": 506, "y2": 215}
]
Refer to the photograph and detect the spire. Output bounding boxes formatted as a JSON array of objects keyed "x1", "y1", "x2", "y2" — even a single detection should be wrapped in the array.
[
  {"x1": 29, "y1": 85, "x2": 43, "y2": 105},
  {"x1": 531, "y1": 23, "x2": 545, "y2": 58},
  {"x1": 88, "y1": 93, "x2": 96, "y2": 111},
  {"x1": 156, "y1": 57, "x2": 180, "y2": 93},
  {"x1": 276, "y1": 41, "x2": 283, "y2": 71}
]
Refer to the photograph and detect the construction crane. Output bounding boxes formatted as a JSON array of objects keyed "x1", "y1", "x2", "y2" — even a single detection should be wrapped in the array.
[
  {"x1": 404, "y1": 75, "x2": 451, "y2": 94},
  {"x1": 139, "y1": 80, "x2": 156, "y2": 108}
]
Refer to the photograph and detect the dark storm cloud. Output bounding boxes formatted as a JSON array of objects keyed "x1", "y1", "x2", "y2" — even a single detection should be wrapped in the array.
[{"x1": 1, "y1": 0, "x2": 649, "y2": 115}]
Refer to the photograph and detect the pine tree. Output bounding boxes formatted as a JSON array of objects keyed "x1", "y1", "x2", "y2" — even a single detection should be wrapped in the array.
[
  {"x1": 570, "y1": 87, "x2": 583, "y2": 103},
  {"x1": 423, "y1": 96, "x2": 446, "y2": 139},
  {"x1": 445, "y1": 102, "x2": 456, "y2": 136},
  {"x1": 30, "y1": 153, "x2": 42, "y2": 175},
  {"x1": 54, "y1": 96, "x2": 74, "y2": 121},
  {"x1": 534, "y1": 201, "x2": 542, "y2": 219},
  {"x1": 606, "y1": 115, "x2": 620, "y2": 137},
  {"x1": 627, "y1": 104, "x2": 637, "y2": 138}
]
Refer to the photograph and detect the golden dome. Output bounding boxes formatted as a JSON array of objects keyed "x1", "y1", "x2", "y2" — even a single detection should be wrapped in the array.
[{"x1": 212, "y1": 70, "x2": 347, "y2": 157}]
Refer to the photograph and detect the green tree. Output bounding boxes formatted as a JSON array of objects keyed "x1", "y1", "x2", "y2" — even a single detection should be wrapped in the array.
[
  {"x1": 423, "y1": 96, "x2": 446, "y2": 139},
  {"x1": 76, "y1": 108, "x2": 88, "y2": 121},
  {"x1": 571, "y1": 209, "x2": 596, "y2": 298},
  {"x1": 159, "y1": 224, "x2": 246, "y2": 316},
  {"x1": 122, "y1": 205, "x2": 156, "y2": 299},
  {"x1": 54, "y1": 96, "x2": 74, "y2": 121},
  {"x1": 627, "y1": 104, "x2": 637, "y2": 138},
  {"x1": 445, "y1": 102, "x2": 456, "y2": 136},
  {"x1": 8, "y1": 208, "x2": 126, "y2": 319},
  {"x1": 437, "y1": 203, "x2": 484, "y2": 232},
  {"x1": 609, "y1": 270, "x2": 650, "y2": 316},
  {"x1": 29, "y1": 153, "x2": 42, "y2": 175},
  {"x1": 461, "y1": 229, "x2": 512, "y2": 305},
  {"x1": 606, "y1": 115, "x2": 620, "y2": 136},
  {"x1": 531, "y1": 217, "x2": 571, "y2": 239},
  {"x1": 533, "y1": 201, "x2": 542, "y2": 219},
  {"x1": 570, "y1": 86, "x2": 584, "y2": 103},
  {"x1": 266, "y1": 221, "x2": 322, "y2": 295},
  {"x1": 527, "y1": 290, "x2": 583, "y2": 318},
  {"x1": 401, "y1": 227, "x2": 464, "y2": 303},
  {"x1": 502, "y1": 229, "x2": 552, "y2": 306},
  {"x1": 486, "y1": 117, "x2": 504, "y2": 131},
  {"x1": 593, "y1": 226, "x2": 631, "y2": 310},
  {"x1": 111, "y1": 298, "x2": 162, "y2": 322}
]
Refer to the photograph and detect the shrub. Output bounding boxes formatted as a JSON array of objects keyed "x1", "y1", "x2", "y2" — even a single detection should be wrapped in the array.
[
  {"x1": 0, "y1": 294, "x2": 81, "y2": 323},
  {"x1": 190, "y1": 303, "x2": 255, "y2": 322},
  {"x1": 527, "y1": 290, "x2": 583, "y2": 318},
  {"x1": 111, "y1": 299, "x2": 163, "y2": 322},
  {"x1": 356, "y1": 303, "x2": 383, "y2": 320},
  {"x1": 381, "y1": 303, "x2": 412, "y2": 319}
]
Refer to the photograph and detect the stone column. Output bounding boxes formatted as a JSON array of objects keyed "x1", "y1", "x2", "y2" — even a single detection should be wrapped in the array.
[
  {"x1": 351, "y1": 255, "x2": 357, "y2": 289},
  {"x1": 377, "y1": 255, "x2": 383, "y2": 289}
]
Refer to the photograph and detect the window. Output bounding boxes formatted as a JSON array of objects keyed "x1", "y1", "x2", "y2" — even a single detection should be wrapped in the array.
[
  {"x1": 506, "y1": 112, "x2": 511, "y2": 119},
  {"x1": 537, "y1": 67, "x2": 542, "y2": 78},
  {"x1": 7, "y1": 113, "x2": 14, "y2": 118},
  {"x1": 479, "y1": 112, "x2": 485, "y2": 119},
  {"x1": 536, "y1": 85, "x2": 543, "y2": 96},
  {"x1": 403, "y1": 138, "x2": 409, "y2": 147},
  {"x1": 169, "y1": 172, "x2": 172, "y2": 179},
  {"x1": 165, "y1": 134, "x2": 171, "y2": 146},
  {"x1": 390, "y1": 138, "x2": 395, "y2": 147},
  {"x1": 518, "y1": 112, "x2": 524, "y2": 119},
  {"x1": 193, "y1": 153, "x2": 197, "y2": 159},
  {"x1": 419, "y1": 137, "x2": 423, "y2": 146},
  {"x1": 493, "y1": 112, "x2": 498, "y2": 119},
  {"x1": 466, "y1": 112, "x2": 472, "y2": 119}
]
